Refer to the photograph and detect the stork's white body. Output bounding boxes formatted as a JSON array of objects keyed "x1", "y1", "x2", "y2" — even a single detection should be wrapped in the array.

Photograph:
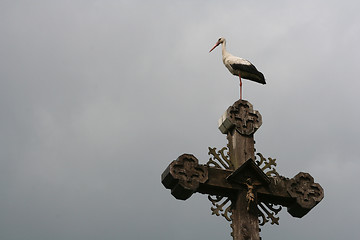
[{"x1": 223, "y1": 53, "x2": 255, "y2": 80}]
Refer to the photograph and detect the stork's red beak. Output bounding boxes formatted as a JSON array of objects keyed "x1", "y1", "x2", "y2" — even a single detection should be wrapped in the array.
[{"x1": 209, "y1": 42, "x2": 220, "y2": 52}]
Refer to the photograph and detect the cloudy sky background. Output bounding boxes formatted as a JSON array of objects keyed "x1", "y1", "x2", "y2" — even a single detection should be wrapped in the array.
[{"x1": 1, "y1": 0, "x2": 359, "y2": 239}]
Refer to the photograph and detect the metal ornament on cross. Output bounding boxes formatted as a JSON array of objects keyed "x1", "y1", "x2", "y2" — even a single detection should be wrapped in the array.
[{"x1": 161, "y1": 99, "x2": 324, "y2": 240}]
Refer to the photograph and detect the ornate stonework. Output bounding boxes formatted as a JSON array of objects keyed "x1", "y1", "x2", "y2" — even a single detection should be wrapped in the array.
[
  {"x1": 287, "y1": 172, "x2": 324, "y2": 217},
  {"x1": 170, "y1": 154, "x2": 208, "y2": 188},
  {"x1": 161, "y1": 154, "x2": 208, "y2": 200},
  {"x1": 219, "y1": 100, "x2": 262, "y2": 136}
]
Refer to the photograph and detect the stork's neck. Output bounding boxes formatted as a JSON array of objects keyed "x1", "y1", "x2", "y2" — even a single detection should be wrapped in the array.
[{"x1": 221, "y1": 41, "x2": 230, "y2": 62}]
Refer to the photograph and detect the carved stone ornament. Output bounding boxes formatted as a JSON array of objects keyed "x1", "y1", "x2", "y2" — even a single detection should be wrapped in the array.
[
  {"x1": 161, "y1": 154, "x2": 208, "y2": 200},
  {"x1": 287, "y1": 172, "x2": 324, "y2": 217},
  {"x1": 218, "y1": 99, "x2": 262, "y2": 136}
]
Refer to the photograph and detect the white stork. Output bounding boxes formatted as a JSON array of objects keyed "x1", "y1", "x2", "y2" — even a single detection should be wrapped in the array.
[{"x1": 209, "y1": 37, "x2": 265, "y2": 99}]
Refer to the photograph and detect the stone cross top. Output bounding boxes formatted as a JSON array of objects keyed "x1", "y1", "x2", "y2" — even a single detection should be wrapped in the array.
[{"x1": 161, "y1": 99, "x2": 324, "y2": 240}]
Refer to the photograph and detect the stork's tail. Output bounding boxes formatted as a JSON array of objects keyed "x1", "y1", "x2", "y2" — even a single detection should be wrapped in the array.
[
  {"x1": 248, "y1": 71, "x2": 266, "y2": 84},
  {"x1": 257, "y1": 71, "x2": 266, "y2": 84}
]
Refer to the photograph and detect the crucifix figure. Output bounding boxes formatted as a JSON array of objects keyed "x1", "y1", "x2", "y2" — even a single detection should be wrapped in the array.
[
  {"x1": 243, "y1": 178, "x2": 262, "y2": 211},
  {"x1": 161, "y1": 99, "x2": 324, "y2": 240}
]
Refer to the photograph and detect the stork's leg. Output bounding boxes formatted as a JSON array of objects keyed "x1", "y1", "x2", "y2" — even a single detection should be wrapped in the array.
[{"x1": 239, "y1": 73, "x2": 242, "y2": 100}]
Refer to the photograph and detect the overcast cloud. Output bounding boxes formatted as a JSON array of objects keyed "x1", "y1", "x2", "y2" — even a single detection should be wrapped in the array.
[{"x1": 1, "y1": 0, "x2": 359, "y2": 239}]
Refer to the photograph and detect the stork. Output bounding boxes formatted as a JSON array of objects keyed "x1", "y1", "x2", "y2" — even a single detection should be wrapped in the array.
[{"x1": 209, "y1": 37, "x2": 265, "y2": 99}]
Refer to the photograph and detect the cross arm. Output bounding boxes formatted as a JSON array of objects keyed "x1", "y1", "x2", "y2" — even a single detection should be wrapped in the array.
[
  {"x1": 161, "y1": 154, "x2": 324, "y2": 218},
  {"x1": 197, "y1": 168, "x2": 299, "y2": 212}
]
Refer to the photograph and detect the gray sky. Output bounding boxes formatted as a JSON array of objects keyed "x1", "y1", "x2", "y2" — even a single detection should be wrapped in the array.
[{"x1": 1, "y1": 0, "x2": 359, "y2": 239}]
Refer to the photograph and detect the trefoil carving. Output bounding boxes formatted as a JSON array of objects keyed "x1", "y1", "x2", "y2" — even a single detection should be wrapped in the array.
[
  {"x1": 257, "y1": 202, "x2": 282, "y2": 226},
  {"x1": 208, "y1": 195, "x2": 232, "y2": 222},
  {"x1": 207, "y1": 146, "x2": 234, "y2": 170},
  {"x1": 255, "y1": 153, "x2": 279, "y2": 177}
]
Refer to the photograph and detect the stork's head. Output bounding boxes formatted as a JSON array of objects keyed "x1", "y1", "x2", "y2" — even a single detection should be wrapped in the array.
[{"x1": 209, "y1": 37, "x2": 226, "y2": 52}]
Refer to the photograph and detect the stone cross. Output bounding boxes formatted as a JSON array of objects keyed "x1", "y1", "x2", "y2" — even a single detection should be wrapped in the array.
[{"x1": 161, "y1": 99, "x2": 324, "y2": 240}]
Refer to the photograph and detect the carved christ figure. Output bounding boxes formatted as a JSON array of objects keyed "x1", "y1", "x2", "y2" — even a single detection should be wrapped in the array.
[{"x1": 243, "y1": 178, "x2": 262, "y2": 211}]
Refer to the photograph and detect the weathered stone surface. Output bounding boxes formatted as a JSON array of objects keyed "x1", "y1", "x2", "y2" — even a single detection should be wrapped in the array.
[
  {"x1": 161, "y1": 154, "x2": 208, "y2": 200},
  {"x1": 287, "y1": 172, "x2": 324, "y2": 217},
  {"x1": 219, "y1": 99, "x2": 262, "y2": 136}
]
